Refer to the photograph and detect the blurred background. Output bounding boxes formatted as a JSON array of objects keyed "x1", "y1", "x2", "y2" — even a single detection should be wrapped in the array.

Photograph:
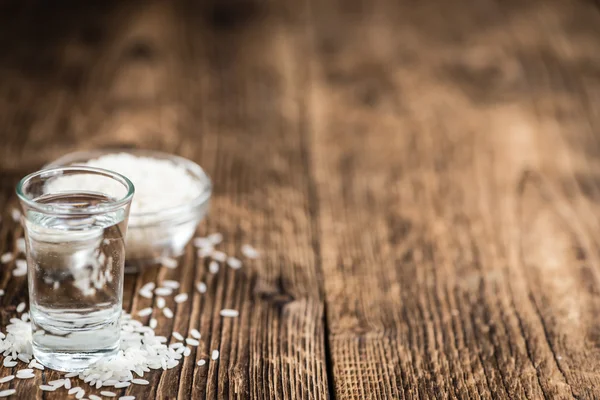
[{"x1": 2, "y1": 0, "x2": 600, "y2": 398}]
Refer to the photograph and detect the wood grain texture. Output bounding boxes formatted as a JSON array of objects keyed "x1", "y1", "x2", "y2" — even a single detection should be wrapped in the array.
[
  {"x1": 308, "y1": 0, "x2": 600, "y2": 398},
  {"x1": 2, "y1": 0, "x2": 600, "y2": 398},
  {"x1": 0, "y1": 0, "x2": 327, "y2": 399}
]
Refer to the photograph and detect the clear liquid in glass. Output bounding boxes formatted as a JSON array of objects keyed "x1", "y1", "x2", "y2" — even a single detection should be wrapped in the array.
[{"x1": 25, "y1": 192, "x2": 127, "y2": 372}]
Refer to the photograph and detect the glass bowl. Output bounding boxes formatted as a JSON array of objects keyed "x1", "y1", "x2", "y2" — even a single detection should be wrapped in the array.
[{"x1": 46, "y1": 149, "x2": 211, "y2": 268}]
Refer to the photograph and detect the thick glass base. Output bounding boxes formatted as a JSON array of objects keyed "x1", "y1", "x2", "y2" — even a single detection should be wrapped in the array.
[{"x1": 33, "y1": 343, "x2": 118, "y2": 372}]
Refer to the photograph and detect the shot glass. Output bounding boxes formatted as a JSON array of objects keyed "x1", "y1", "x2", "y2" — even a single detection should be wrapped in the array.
[{"x1": 16, "y1": 166, "x2": 134, "y2": 372}]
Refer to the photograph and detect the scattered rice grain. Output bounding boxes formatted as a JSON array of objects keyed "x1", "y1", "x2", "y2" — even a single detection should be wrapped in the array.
[
  {"x1": 190, "y1": 329, "x2": 201, "y2": 339},
  {"x1": 0, "y1": 389, "x2": 16, "y2": 397},
  {"x1": 186, "y1": 338, "x2": 199, "y2": 346},
  {"x1": 39, "y1": 385, "x2": 57, "y2": 392},
  {"x1": 12, "y1": 268, "x2": 26, "y2": 277},
  {"x1": 220, "y1": 309, "x2": 239, "y2": 318},
  {"x1": 197, "y1": 247, "x2": 213, "y2": 258},
  {"x1": 193, "y1": 237, "x2": 212, "y2": 248},
  {"x1": 156, "y1": 297, "x2": 165, "y2": 309},
  {"x1": 163, "y1": 307, "x2": 173, "y2": 319},
  {"x1": 137, "y1": 307, "x2": 152, "y2": 317},
  {"x1": 226, "y1": 257, "x2": 242, "y2": 270},
  {"x1": 172, "y1": 332, "x2": 184, "y2": 341},
  {"x1": 207, "y1": 233, "x2": 223, "y2": 245},
  {"x1": 211, "y1": 251, "x2": 226, "y2": 262},
  {"x1": 0, "y1": 253, "x2": 12, "y2": 264},
  {"x1": 211, "y1": 350, "x2": 219, "y2": 360},
  {"x1": 160, "y1": 257, "x2": 178, "y2": 269},
  {"x1": 31, "y1": 362, "x2": 44, "y2": 370},
  {"x1": 162, "y1": 280, "x2": 180, "y2": 289},
  {"x1": 149, "y1": 318, "x2": 157, "y2": 329},
  {"x1": 197, "y1": 359, "x2": 206, "y2": 366},
  {"x1": 100, "y1": 391, "x2": 116, "y2": 397},
  {"x1": 208, "y1": 261, "x2": 219, "y2": 274},
  {"x1": 154, "y1": 288, "x2": 172, "y2": 296},
  {"x1": 174, "y1": 293, "x2": 188, "y2": 304},
  {"x1": 0, "y1": 376, "x2": 14, "y2": 383},
  {"x1": 15, "y1": 239, "x2": 25, "y2": 253},
  {"x1": 11, "y1": 209, "x2": 21, "y2": 222},
  {"x1": 241, "y1": 244, "x2": 259, "y2": 259},
  {"x1": 195, "y1": 282, "x2": 206, "y2": 293},
  {"x1": 89, "y1": 395, "x2": 102, "y2": 400},
  {"x1": 131, "y1": 379, "x2": 149, "y2": 385}
]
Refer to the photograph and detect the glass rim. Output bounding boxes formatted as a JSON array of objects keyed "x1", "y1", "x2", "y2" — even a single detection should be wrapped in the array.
[{"x1": 16, "y1": 166, "x2": 135, "y2": 216}]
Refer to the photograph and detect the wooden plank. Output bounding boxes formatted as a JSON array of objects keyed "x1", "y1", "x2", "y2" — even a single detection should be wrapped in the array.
[
  {"x1": 0, "y1": 0, "x2": 329, "y2": 398},
  {"x1": 308, "y1": 0, "x2": 600, "y2": 398}
]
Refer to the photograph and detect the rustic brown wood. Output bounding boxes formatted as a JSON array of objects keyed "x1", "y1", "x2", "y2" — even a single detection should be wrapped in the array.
[
  {"x1": 2, "y1": 0, "x2": 600, "y2": 398},
  {"x1": 0, "y1": 0, "x2": 327, "y2": 399},
  {"x1": 308, "y1": 0, "x2": 600, "y2": 398}
]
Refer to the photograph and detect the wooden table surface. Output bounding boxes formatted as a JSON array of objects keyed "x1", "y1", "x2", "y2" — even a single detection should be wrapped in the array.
[{"x1": 1, "y1": 0, "x2": 600, "y2": 398}]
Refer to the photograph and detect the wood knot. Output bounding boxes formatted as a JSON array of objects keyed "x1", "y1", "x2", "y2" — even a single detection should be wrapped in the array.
[
  {"x1": 205, "y1": 0, "x2": 261, "y2": 30},
  {"x1": 254, "y1": 277, "x2": 294, "y2": 307},
  {"x1": 124, "y1": 41, "x2": 155, "y2": 62}
]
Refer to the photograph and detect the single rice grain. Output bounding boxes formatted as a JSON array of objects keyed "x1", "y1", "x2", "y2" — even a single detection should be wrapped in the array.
[
  {"x1": 241, "y1": 244, "x2": 259, "y2": 259},
  {"x1": 220, "y1": 309, "x2": 239, "y2": 318},
  {"x1": 137, "y1": 307, "x2": 152, "y2": 317},
  {"x1": 212, "y1": 251, "x2": 226, "y2": 262},
  {"x1": 226, "y1": 257, "x2": 242, "y2": 270},
  {"x1": 160, "y1": 257, "x2": 178, "y2": 269},
  {"x1": 162, "y1": 280, "x2": 180, "y2": 289},
  {"x1": 208, "y1": 261, "x2": 219, "y2": 274},
  {"x1": 16, "y1": 238, "x2": 25, "y2": 252},
  {"x1": 208, "y1": 233, "x2": 223, "y2": 245},
  {"x1": 195, "y1": 282, "x2": 207, "y2": 293},
  {"x1": 174, "y1": 293, "x2": 188, "y2": 304},
  {"x1": 156, "y1": 297, "x2": 165, "y2": 309},
  {"x1": 154, "y1": 287, "x2": 172, "y2": 296},
  {"x1": 11, "y1": 209, "x2": 21, "y2": 222}
]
